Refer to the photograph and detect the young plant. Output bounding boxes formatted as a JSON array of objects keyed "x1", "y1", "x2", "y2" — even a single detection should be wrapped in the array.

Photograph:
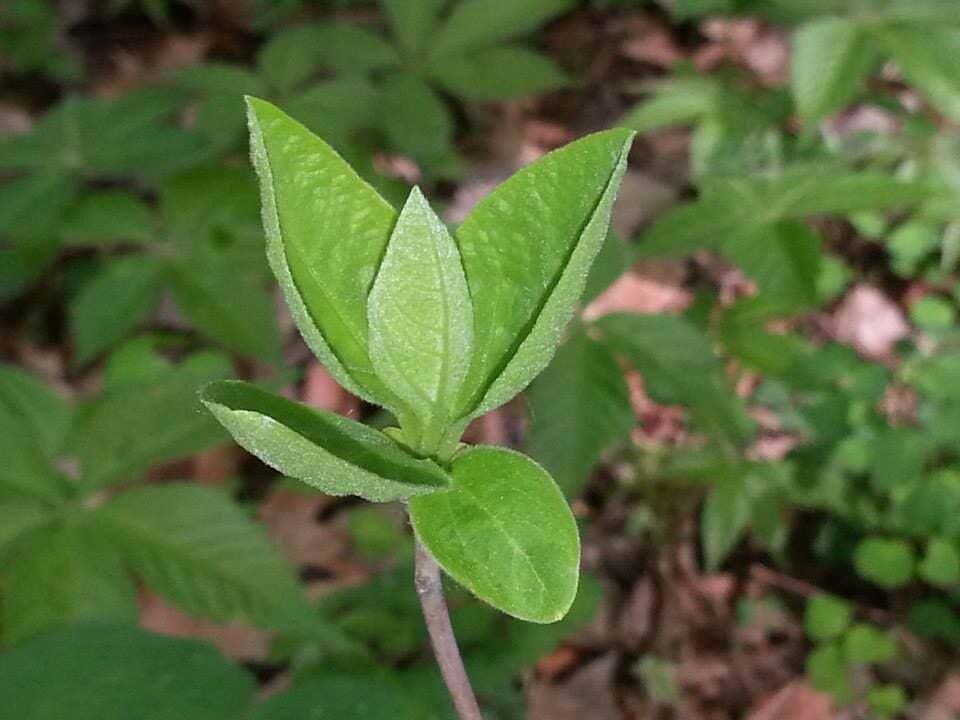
[{"x1": 201, "y1": 97, "x2": 633, "y2": 717}]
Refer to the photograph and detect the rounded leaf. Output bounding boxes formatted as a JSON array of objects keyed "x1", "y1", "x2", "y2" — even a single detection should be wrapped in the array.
[{"x1": 409, "y1": 446, "x2": 579, "y2": 623}]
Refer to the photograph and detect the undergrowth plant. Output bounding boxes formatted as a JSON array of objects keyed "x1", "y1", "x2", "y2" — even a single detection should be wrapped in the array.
[{"x1": 200, "y1": 96, "x2": 633, "y2": 717}]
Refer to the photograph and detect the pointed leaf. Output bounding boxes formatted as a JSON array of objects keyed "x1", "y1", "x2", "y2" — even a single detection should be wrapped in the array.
[
  {"x1": 791, "y1": 17, "x2": 876, "y2": 122},
  {"x1": 409, "y1": 446, "x2": 579, "y2": 623},
  {"x1": 245, "y1": 97, "x2": 400, "y2": 407},
  {"x1": 202, "y1": 381, "x2": 451, "y2": 502},
  {"x1": 427, "y1": 46, "x2": 567, "y2": 101},
  {"x1": 3, "y1": 521, "x2": 138, "y2": 644},
  {"x1": 378, "y1": 73, "x2": 457, "y2": 171},
  {"x1": 431, "y1": 0, "x2": 574, "y2": 57},
  {"x1": 368, "y1": 188, "x2": 473, "y2": 449},
  {"x1": 96, "y1": 483, "x2": 310, "y2": 627},
  {"x1": 455, "y1": 128, "x2": 634, "y2": 419},
  {"x1": 701, "y1": 472, "x2": 750, "y2": 570},
  {"x1": 380, "y1": 0, "x2": 445, "y2": 56},
  {"x1": 526, "y1": 327, "x2": 633, "y2": 495}
]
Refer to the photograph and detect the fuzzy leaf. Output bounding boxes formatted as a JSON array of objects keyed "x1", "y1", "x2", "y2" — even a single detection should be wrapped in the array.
[
  {"x1": 368, "y1": 188, "x2": 473, "y2": 449},
  {"x1": 409, "y1": 446, "x2": 579, "y2": 623},
  {"x1": 245, "y1": 97, "x2": 401, "y2": 408},
  {"x1": 202, "y1": 381, "x2": 451, "y2": 501},
  {"x1": 454, "y1": 128, "x2": 634, "y2": 419}
]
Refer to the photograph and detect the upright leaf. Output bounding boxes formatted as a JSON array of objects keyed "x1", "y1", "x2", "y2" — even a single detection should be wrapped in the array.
[
  {"x1": 245, "y1": 97, "x2": 400, "y2": 407},
  {"x1": 202, "y1": 381, "x2": 451, "y2": 501},
  {"x1": 701, "y1": 472, "x2": 750, "y2": 570},
  {"x1": 431, "y1": 0, "x2": 574, "y2": 56},
  {"x1": 96, "y1": 483, "x2": 311, "y2": 627},
  {"x1": 409, "y1": 446, "x2": 579, "y2": 623},
  {"x1": 454, "y1": 128, "x2": 635, "y2": 419},
  {"x1": 0, "y1": 623, "x2": 255, "y2": 720},
  {"x1": 526, "y1": 327, "x2": 634, "y2": 495},
  {"x1": 791, "y1": 17, "x2": 875, "y2": 122},
  {"x1": 380, "y1": 0, "x2": 445, "y2": 57},
  {"x1": 368, "y1": 188, "x2": 473, "y2": 449}
]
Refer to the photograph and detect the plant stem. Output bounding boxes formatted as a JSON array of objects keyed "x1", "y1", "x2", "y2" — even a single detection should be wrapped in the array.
[{"x1": 414, "y1": 540, "x2": 483, "y2": 720}]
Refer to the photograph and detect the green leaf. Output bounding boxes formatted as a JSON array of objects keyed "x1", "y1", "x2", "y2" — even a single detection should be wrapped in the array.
[
  {"x1": 368, "y1": 187, "x2": 473, "y2": 451},
  {"x1": 427, "y1": 46, "x2": 567, "y2": 101},
  {"x1": 70, "y1": 357, "x2": 229, "y2": 490},
  {"x1": 409, "y1": 446, "x2": 579, "y2": 623},
  {"x1": 0, "y1": 501, "x2": 54, "y2": 556},
  {"x1": 878, "y1": 26, "x2": 960, "y2": 122},
  {"x1": 96, "y1": 483, "x2": 309, "y2": 627},
  {"x1": 378, "y1": 72, "x2": 457, "y2": 170},
  {"x1": 0, "y1": 623, "x2": 255, "y2": 720},
  {"x1": 701, "y1": 473, "x2": 750, "y2": 570},
  {"x1": 843, "y1": 623, "x2": 897, "y2": 665},
  {"x1": 868, "y1": 685, "x2": 907, "y2": 719},
  {"x1": 70, "y1": 255, "x2": 166, "y2": 366},
  {"x1": 791, "y1": 17, "x2": 875, "y2": 122},
  {"x1": 246, "y1": 97, "x2": 401, "y2": 408},
  {"x1": 583, "y1": 230, "x2": 631, "y2": 304},
  {"x1": 62, "y1": 190, "x2": 154, "y2": 245},
  {"x1": 201, "y1": 380, "x2": 451, "y2": 502},
  {"x1": 526, "y1": 327, "x2": 633, "y2": 495},
  {"x1": 431, "y1": 0, "x2": 574, "y2": 56},
  {"x1": 380, "y1": 0, "x2": 445, "y2": 57},
  {"x1": 455, "y1": 128, "x2": 634, "y2": 419},
  {"x1": 919, "y1": 538, "x2": 960, "y2": 586},
  {"x1": 0, "y1": 365, "x2": 71, "y2": 460},
  {"x1": 620, "y1": 75, "x2": 720, "y2": 133},
  {"x1": 168, "y1": 246, "x2": 281, "y2": 363},
  {"x1": 853, "y1": 537, "x2": 915, "y2": 589},
  {"x1": 805, "y1": 594, "x2": 853, "y2": 642},
  {"x1": 806, "y1": 642, "x2": 851, "y2": 702},
  {"x1": 598, "y1": 313, "x2": 754, "y2": 448},
  {"x1": 910, "y1": 296, "x2": 956, "y2": 331},
  {"x1": 3, "y1": 522, "x2": 138, "y2": 643},
  {"x1": 250, "y1": 671, "x2": 427, "y2": 720}
]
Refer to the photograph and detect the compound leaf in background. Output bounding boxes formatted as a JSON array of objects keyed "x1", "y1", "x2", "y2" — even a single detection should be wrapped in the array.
[
  {"x1": 3, "y1": 521, "x2": 138, "y2": 644},
  {"x1": 0, "y1": 623, "x2": 255, "y2": 720},
  {"x1": 378, "y1": 72, "x2": 458, "y2": 172},
  {"x1": 427, "y1": 46, "x2": 567, "y2": 101},
  {"x1": 526, "y1": 327, "x2": 633, "y2": 495},
  {"x1": 250, "y1": 671, "x2": 427, "y2": 720},
  {"x1": 246, "y1": 97, "x2": 401, "y2": 408},
  {"x1": 202, "y1": 381, "x2": 451, "y2": 502},
  {"x1": 380, "y1": 0, "x2": 445, "y2": 57},
  {"x1": 431, "y1": 0, "x2": 574, "y2": 57},
  {"x1": 0, "y1": 365, "x2": 71, "y2": 461},
  {"x1": 598, "y1": 313, "x2": 755, "y2": 449},
  {"x1": 62, "y1": 190, "x2": 154, "y2": 245},
  {"x1": 791, "y1": 16, "x2": 875, "y2": 122},
  {"x1": 878, "y1": 25, "x2": 960, "y2": 122},
  {"x1": 96, "y1": 483, "x2": 311, "y2": 628},
  {"x1": 454, "y1": 128, "x2": 634, "y2": 419},
  {"x1": 701, "y1": 471, "x2": 750, "y2": 570},
  {"x1": 620, "y1": 74, "x2": 720, "y2": 133},
  {"x1": 70, "y1": 255, "x2": 166, "y2": 367},
  {"x1": 69, "y1": 353, "x2": 230, "y2": 491},
  {"x1": 368, "y1": 188, "x2": 473, "y2": 448},
  {"x1": 409, "y1": 446, "x2": 579, "y2": 623}
]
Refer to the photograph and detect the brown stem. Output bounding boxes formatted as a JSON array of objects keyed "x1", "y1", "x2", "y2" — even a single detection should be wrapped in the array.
[{"x1": 414, "y1": 541, "x2": 483, "y2": 720}]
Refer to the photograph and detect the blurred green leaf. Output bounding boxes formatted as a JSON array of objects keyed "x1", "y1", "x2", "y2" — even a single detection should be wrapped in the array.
[
  {"x1": 919, "y1": 538, "x2": 960, "y2": 586},
  {"x1": 805, "y1": 594, "x2": 853, "y2": 642},
  {"x1": 843, "y1": 623, "x2": 897, "y2": 665},
  {"x1": 701, "y1": 472, "x2": 750, "y2": 569},
  {"x1": 427, "y1": 46, "x2": 566, "y2": 101},
  {"x1": 0, "y1": 623, "x2": 255, "y2": 719},
  {"x1": 854, "y1": 537, "x2": 915, "y2": 588},
  {"x1": 62, "y1": 191, "x2": 154, "y2": 245},
  {"x1": 878, "y1": 26, "x2": 960, "y2": 122},
  {"x1": 431, "y1": 0, "x2": 574, "y2": 56},
  {"x1": 526, "y1": 327, "x2": 634, "y2": 495},
  {"x1": 380, "y1": 0, "x2": 445, "y2": 57}
]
